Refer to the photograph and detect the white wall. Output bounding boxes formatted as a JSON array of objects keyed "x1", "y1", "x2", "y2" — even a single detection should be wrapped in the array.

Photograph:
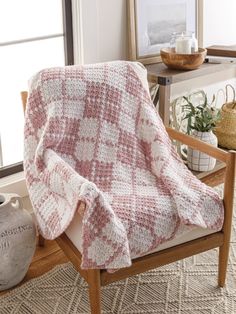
[
  {"x1": 80, "y1": 0, "x2": 236, "y2": 63},
  {"x1": 79, "y1": 0, "x2": 236, "y2": 106},
  {"x1": 81, "y1": 0, "x2": 127, "y2": 64},
  {"x1": 203, "y1": 0, "x2": 236, "y2": 47}
]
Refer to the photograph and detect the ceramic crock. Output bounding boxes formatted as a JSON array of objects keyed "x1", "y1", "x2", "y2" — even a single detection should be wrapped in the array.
[{"x1": 0, "y1": 193, "x2": 36, "y2": 291}]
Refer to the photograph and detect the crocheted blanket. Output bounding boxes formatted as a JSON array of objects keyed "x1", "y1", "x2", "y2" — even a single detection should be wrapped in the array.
[{"x1": 24, "y1": 61, "x2": 224, "y2": 270}]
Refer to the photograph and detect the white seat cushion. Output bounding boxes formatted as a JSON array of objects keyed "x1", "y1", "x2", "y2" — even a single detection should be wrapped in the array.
[{"x1": 65, "y1": 211, "x2": 216, "y2": 258}]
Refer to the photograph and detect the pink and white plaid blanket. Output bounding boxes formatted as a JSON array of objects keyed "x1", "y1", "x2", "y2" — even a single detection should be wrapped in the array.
[{"x1": 24, "y1": 61, "x2": 224, "y2": 270}]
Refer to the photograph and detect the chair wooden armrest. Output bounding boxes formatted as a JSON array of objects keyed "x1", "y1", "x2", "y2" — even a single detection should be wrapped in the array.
[
  {"x1": 166, "y1": 126, "x2": 236, "y2": 287},
  {"x1": 166, "y1": 127, "x2": 230, "y2": 163},
  {"x1": 166, "y1": 126, "x2": 236, "y2": 217}
]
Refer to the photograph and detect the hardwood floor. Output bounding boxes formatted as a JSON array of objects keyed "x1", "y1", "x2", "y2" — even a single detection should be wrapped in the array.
[{"x1": 0, "y1": 240, "x2": 68, "y2": 296}]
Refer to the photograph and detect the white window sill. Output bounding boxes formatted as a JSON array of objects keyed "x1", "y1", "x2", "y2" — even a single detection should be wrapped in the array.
[{"x1": 0, "y1": 171, "x2": 28, "y2": 197}]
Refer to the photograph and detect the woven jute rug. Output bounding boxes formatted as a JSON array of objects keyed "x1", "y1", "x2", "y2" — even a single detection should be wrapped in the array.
[{"x1": 0, "y1": 188, "x2": 235, "y2": 313}]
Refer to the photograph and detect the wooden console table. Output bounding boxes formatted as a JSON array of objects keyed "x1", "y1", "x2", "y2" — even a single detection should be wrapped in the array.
[
  {"x1": 146, "y1": 62, "x2": 236, "y2": 126},
  {"x1": 146, "y1": 62, "x2": 236, "y2": 187}
]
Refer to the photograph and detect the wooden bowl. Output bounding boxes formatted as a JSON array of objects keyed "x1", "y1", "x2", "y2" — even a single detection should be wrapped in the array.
[{"x1": 160, "y1": 47, "x2": 207, "y2": 71}]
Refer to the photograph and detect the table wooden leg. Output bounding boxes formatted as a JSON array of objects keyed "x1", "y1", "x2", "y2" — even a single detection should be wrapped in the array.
[
  {"x1": 38, "y1": 234, "x2": 45, "y2": 247},
  {"x1": 159, "y1": 84, "x2": 171, "y2": 126}
]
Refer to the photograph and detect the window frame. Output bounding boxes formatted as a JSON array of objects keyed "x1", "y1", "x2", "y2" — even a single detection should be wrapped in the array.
[{"x1": 0, "y1": 0, "x2": 74, "y2": 178}]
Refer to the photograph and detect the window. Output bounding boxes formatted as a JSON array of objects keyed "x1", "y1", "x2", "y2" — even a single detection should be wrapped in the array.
[{"x1": 0, "y1": 0, "x2": 74, "y2": 177}]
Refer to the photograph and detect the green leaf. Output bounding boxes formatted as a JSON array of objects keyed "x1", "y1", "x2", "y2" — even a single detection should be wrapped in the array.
[{"x1": 181, "y1": 92, "x2": 221, "y2": 133}]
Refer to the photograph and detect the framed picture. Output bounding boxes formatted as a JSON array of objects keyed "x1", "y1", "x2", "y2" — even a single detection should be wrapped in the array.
[{"x1": 127, "y1": 0, "x2": 203, "y2": 65}]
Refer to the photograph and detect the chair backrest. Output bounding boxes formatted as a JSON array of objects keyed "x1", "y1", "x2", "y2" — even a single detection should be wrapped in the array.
[{"x1": 21, "y1": 91, "x2": 28, "y2": 113}]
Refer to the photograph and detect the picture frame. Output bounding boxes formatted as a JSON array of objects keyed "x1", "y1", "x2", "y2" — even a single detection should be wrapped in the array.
[{"x1": 127, "y1": 0, "x2": 203, "y2": 65}]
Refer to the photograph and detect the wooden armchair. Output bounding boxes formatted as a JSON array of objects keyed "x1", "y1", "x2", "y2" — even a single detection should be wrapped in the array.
[{"x1": 21, "y1": 91, "x2": 236, "y2": 314}]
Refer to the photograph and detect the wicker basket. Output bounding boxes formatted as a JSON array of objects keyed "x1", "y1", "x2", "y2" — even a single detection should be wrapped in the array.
[{"x1": 214, "y1": 84, "x2": 236, "y2": 150}]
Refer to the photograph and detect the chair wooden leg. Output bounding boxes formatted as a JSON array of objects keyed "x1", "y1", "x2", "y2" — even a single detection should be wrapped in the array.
[
  {"x1": 218, "y1": 152, "x2": 236, "y2": 288},
  {"x1": 218, "y1": 243, "x2": 230, "y2": 287},
  {"x1": 87, "y1": 269, "x2": 102, "y2": 314},
  {"x1": 38, "y1": 234, "x2": 45, "y2": 247}
]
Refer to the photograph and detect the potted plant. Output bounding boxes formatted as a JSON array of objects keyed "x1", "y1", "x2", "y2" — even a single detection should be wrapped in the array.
[{"x1": 182, "y1": 93, "x2": 221, "y2": 172}]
